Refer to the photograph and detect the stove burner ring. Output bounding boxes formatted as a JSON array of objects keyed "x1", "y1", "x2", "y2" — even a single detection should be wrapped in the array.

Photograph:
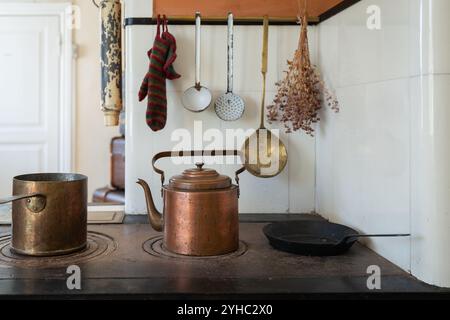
[
  {"x1": 0, "y1": 231, "x2": 116, "y2": 268},
  {"x1": 142, "y1": 236, "x2": 248, "y2": 260}
]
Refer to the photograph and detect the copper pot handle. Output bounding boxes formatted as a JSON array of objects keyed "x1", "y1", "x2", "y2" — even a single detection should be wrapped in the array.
[
  {"x1": 152, "y1": 150, "x2": 246, "y2": 193},
  {"x1": 0, "y1": 193, "x2": 47, "y2": 213}
]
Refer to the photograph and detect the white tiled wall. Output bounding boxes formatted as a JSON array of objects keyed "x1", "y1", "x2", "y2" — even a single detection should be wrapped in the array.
[
  {"x1": 409, "y1": 1, "x2": 450, "y2": 287},
  {"x1": 409, "y1": 74, "x2": 450, "y2": 288},
  {"x1": 316, "y1": 0, "x2": 450, "y2": 287},
  {"x1": 316, "y1": 0, "x2": 414, "y2": 272},
  {"x1": 124, "y1": 0, "x2": 450, "y2": 287},
  {"x1": 124, "y1": 0, "x2": 316, "y2": 214}
]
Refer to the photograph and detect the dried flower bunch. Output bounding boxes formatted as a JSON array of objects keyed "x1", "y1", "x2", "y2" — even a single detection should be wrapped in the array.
[{"x1": 267, "y1": 11, "x2": 339, "y2": 136}]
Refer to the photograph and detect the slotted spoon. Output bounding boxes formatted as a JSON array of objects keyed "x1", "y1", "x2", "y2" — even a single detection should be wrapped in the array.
[{"x1": 214, "y1": 13, "x2": 245, "y2": 121}]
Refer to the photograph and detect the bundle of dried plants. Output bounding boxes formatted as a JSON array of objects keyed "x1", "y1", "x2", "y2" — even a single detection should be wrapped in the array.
[{"x1": 267, "y1": 11, "x2": 339, "y2": 136}]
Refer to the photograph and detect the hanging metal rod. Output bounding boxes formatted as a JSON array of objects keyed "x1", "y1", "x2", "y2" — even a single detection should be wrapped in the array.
[{"x1": 124, "y1": 16, "x2": 320, "y2": 27}]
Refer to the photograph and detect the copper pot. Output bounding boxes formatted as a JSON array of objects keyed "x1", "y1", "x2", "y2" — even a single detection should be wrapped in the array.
[
  {"x1": 0, "y1": 173, "x2": 88, "y2": 256},
  {"x1": 137, "y1": 150, "x2": 245, "y2": 256}
]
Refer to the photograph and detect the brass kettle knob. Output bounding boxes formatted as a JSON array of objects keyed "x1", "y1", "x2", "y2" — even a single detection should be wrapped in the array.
[{"x1": 195, "y1": 162, "x2": 205, "y2": 170}]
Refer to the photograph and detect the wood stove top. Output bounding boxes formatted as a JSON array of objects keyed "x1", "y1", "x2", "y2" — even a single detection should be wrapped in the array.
[{"x1": 0, "y1": 215, "x2": 444, "y2": 299}]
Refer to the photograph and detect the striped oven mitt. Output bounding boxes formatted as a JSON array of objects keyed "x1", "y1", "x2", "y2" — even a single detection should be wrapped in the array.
[{"x1": 138, "y1": 15, "x2": 180, "y2": 131}]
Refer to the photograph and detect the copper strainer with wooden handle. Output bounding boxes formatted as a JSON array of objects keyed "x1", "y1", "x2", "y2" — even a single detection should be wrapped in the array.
[{"x1": 241, "y1": 16, "x2": 288, "y2": 178}]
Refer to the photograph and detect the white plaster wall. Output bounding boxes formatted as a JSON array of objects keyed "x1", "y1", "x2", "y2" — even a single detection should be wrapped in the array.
[
  {"x1": 316, "y1": 0, "x2": 450, "y2": 287},
  {"x1": 124, "y1": 0, "x2": 316, "y2": 214},
  {"x1": 0, "y1": 0, "x2": 119, "y2": 199}
]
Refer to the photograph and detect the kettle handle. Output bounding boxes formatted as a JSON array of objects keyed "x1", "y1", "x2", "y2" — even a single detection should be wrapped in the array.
[{"x1": 152, "y1": 150, "x2": 246, "y2": 193}]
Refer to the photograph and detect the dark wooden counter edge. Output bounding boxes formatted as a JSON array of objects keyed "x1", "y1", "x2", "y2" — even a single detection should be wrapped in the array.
[
  {"x1": 318, "y1": 0, "x2": 362, "y2": 23},
  {"x1": 1, "y1": 292, "x2": 449, "y2": 301},
  {"x1": 0, "y1": 275, "x2": 448, "y2": 300},
  {"x1": 124, "y1": 17, "x2": 319, "y2": 26}
]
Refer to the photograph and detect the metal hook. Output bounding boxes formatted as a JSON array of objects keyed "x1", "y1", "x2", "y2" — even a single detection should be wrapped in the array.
[{"x1": 92, "y1": 0, "x2": 100, "y2": 8}]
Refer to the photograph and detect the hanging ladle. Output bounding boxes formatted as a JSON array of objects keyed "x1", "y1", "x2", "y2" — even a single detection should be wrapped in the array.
[
  {"x1": 181, "y1": 12, "x2": 212, "y2": 112},
  {"x1": 242, "y1": 16, "x2": 288, "y2": 178}
]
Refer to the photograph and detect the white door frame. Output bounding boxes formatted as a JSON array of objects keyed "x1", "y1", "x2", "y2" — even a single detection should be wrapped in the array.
[{"x1": 0, "y1": 2, "x2": 74, "y2": 172}]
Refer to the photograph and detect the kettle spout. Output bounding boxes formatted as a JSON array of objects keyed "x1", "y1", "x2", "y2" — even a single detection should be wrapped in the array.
[{"x1": 136, "y1": 179, "x2": 163, "y2": 232}]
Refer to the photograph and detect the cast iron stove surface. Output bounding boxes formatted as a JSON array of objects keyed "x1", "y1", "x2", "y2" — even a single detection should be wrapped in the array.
[
  {"x1": 0, "y1": 231, "x2": 116, "y2": 268},
  {"x1": 0, "y1": 219, "x2": 445, "y2": 298},
  {"x1": 143, "y1": 236, "x2": 248, "y2": 260}
]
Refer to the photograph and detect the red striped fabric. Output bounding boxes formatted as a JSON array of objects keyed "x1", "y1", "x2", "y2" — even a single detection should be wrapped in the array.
[{"x1": 138, "y1": 16, "x2": 180, "y2": 132}]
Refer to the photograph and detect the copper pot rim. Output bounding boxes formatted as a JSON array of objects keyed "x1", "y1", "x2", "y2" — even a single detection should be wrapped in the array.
[{"x1": 13, "y1": 173, "x2": 87, "y2": 184}]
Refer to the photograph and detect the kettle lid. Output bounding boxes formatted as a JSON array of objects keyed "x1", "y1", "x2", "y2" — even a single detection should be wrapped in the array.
[{"x1": 169, "y1": 163, "x2": 232, "y2": 191}]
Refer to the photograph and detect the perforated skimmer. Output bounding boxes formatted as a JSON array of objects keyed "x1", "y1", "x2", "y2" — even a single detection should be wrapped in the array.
[{"x1": 215, "y1": 13, "x2": 245, "y2": 121}]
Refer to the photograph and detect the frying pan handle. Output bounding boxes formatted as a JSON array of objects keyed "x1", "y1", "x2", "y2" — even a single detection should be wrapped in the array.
[
  {"x1": 343, "y1": 234, "x2": 411, "y2": 244},
  {"x1": 0, "y1": 193, "x2": 46, "y2": 213},
  {"x1": 152, "y1": 150, "x2": 246, "y2": 195}
]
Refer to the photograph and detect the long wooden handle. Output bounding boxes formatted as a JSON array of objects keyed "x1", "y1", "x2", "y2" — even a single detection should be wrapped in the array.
[
  {"x1": 261, "y1": 16, "x2": 269, "y2": 74},
  {"x1": 260, "y1": 16, "x2": 269, "y2": 129}
]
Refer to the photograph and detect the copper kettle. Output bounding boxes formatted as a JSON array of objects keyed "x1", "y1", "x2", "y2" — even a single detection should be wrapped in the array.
[{"x1": 137, "y1": 150, "x2": 245, "y2": 256}]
